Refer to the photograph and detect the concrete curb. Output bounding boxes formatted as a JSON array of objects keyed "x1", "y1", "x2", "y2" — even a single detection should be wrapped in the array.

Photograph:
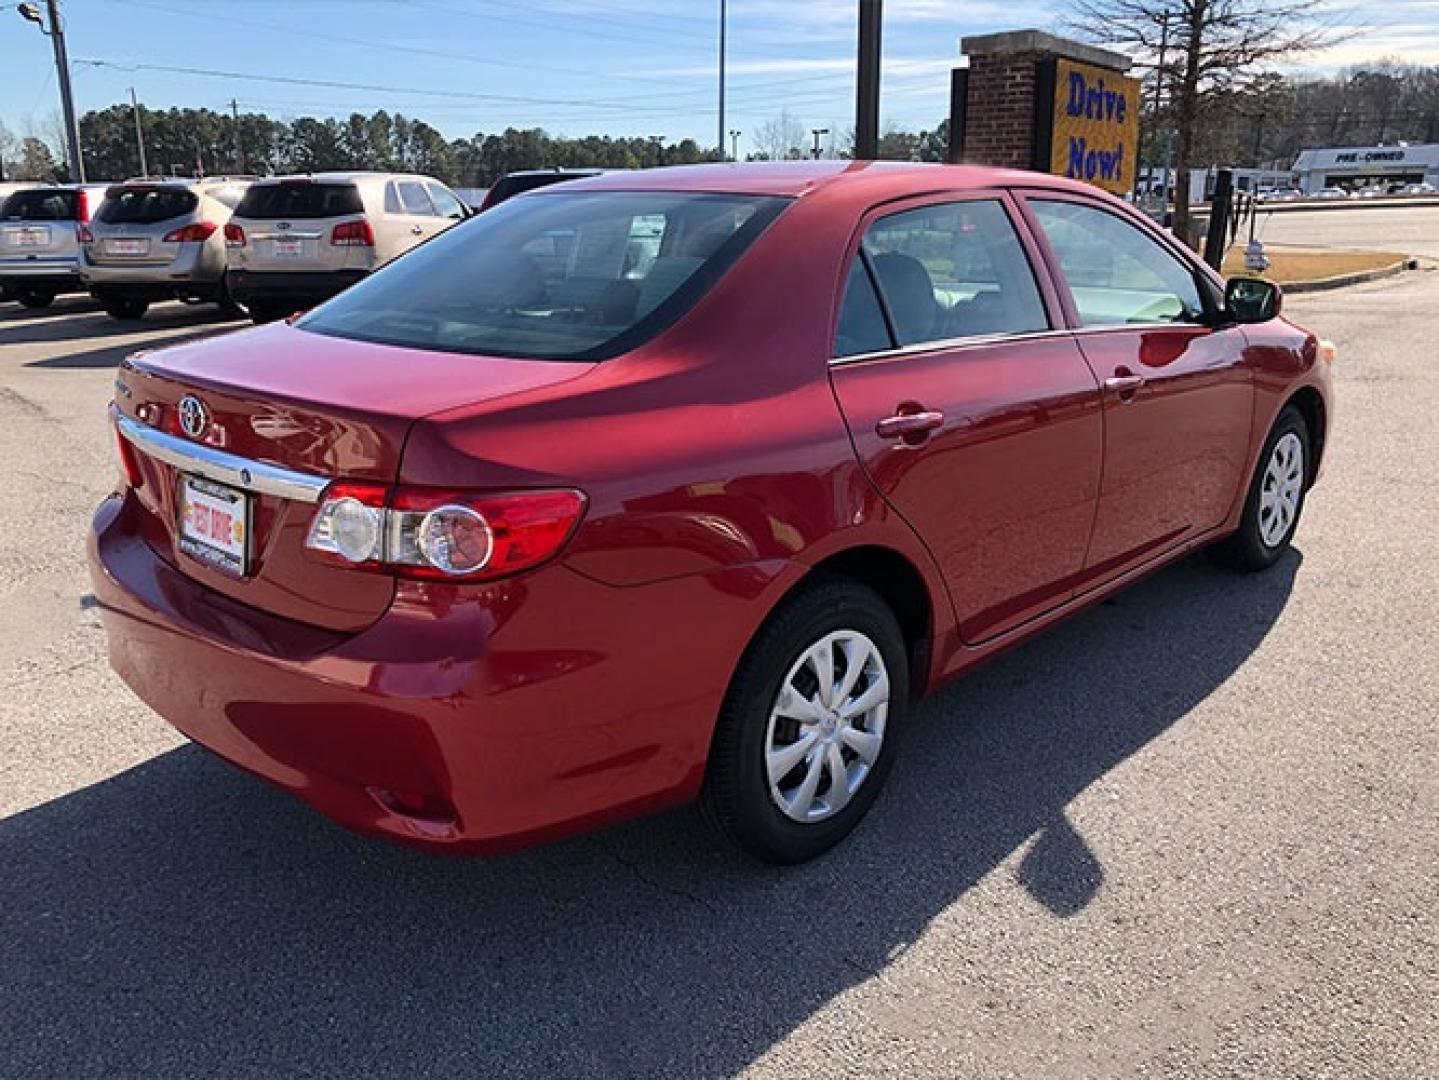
[{"x1": 1281, "y1": 258, "x2": 1418, "y2": 295}]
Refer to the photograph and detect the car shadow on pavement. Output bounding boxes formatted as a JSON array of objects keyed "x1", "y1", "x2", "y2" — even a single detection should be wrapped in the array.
[
  {"x1": 3, "y1": 303, "x2": 242, "y2": 349},
  {"x1": 0, "y1": 550, "x2": 1300, "y2": 1078}
]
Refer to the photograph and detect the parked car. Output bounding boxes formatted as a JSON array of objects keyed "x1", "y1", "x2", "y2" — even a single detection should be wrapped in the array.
[
  {"x1": 80, "y1": 176, "x2": 254, "y2": 320},
  {"x1": 478, "y1": 168, "x2": 605, "y2": 211},
  {"x1": 1312, "y1": 187, "x2": 1350, "y2": 200},
  {"x1": 1398, "y1": 182, "x2": 1437, "y2": 196},
  {"x1": 224, "y1": 172, "x2": 470, "y2": 323},
  {"x1": 1256, "y1": 187, "x2": 1302, "y2": 204},
  {"x1": 0, "y1": 182, "x2": 109, "y2": 308},
  {"x1": 90, "y1": 162, "x2": 1333, "y2": 864}
]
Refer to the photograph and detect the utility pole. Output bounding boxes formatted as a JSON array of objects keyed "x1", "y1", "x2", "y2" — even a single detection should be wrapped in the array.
[
  {"x1": 129, "y1": 86, "x2": 148, "y2": 178},
  {"x1": 811, "y1": 128, "x2": 830, "y2": 159},
  {"x1": 18, "y1": 1, "x2": 85, "y2": 181},
  {"x1": 230, "y1": 98, "x2": 244, "y2": 174},
  {"x1": 730, "y1": 128, "x2": 741, "y2": 161},
  {"x1": 855, "y1": 0, "x2": 882, "y2": 160},
  {"x1": 717, "y1": 0, "x2": 726, "y2": 160}
]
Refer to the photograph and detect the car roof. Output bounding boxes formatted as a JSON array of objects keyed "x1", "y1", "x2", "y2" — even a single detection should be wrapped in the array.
[
  {"x1": 248, "y1": 171, "x2": 441, "y2": 186},
  {"x1": 551, "y1": 160, "x2": 1099, "y2": 200}
]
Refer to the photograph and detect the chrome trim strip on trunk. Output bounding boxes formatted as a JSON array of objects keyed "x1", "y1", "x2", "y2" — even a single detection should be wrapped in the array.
[{"x1": 116, "y1": 414, "x2": 331, "y2": 504}]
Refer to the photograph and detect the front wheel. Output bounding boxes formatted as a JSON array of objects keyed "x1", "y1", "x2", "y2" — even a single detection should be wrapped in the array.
[
  {"x1": 701, "y1": 578, "x2": 909, "y2": 864},
  {"x1": 1209, "y1": 405, "x2": 1311, "y2": 571},
  {"x1": 15, "y1": 288, "x2": 54, "y2": 309}
]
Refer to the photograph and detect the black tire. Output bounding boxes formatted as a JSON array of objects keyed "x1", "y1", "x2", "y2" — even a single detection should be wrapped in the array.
[
  {"x1": 216, "y1": 278, "x2": 247, "y2": 320},
  {"x1": 103, "y1": 298, "x2": 149, "y2": 321},
  {"x1": 15, "y1": 288, "x2": 55, "y2": 309},
  {"x1": 1209, "y1": 404, "x2": 1311, "y2": 572},
  {"x1": 247, "y1": 300, "x2": 288, "y2": 325},
  {"x1": 700, "y1": 577, "x2": 909, "y2": 864}
]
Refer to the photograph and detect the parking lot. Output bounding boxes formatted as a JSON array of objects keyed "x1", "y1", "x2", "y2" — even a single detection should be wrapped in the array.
[{"x1": 1, "y1": 207, "x2": 1436, "y2": 1077}]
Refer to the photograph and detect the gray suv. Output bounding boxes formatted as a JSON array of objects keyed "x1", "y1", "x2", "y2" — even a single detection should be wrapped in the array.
[
  {"x1": 80, "y1": 176, "x2": 252, "y2": 320},
  {"x1": 0, "y1": 184, "x2": 110, "y2": 308}
]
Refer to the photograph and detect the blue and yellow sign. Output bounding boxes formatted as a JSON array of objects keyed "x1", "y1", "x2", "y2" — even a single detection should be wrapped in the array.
[{"x1": 1045, "y1": 59, "x2": 1140, "y2": 194}]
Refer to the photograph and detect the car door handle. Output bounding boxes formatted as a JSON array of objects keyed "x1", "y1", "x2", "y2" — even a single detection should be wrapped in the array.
[
  {"x1": 1104, "y1": 373, "x2": 1146, "y2": 395},
  {"x1": 876, "y1": 411, "x2": 944, "y2": 439}
]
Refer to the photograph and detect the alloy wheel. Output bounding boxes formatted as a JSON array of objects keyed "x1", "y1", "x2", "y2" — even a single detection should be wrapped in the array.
[{"x1": 1258, "y1": 432, "x2": 1304, "y2": 547}]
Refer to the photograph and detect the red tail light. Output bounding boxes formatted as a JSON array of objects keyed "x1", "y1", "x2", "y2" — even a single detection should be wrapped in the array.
[
  {"x1": 330, "y1": 219, "x2": 374, "y2": 247},
  {"x1": 74, "y1": 189, "x2": 91, "y2": 223},
  {"x1": 305, "y1": 485, "x2": 586, "y2": 581},
  {"x1": 162, "y1": 221, "x2": 218, "y2": 243},
  {"x1": 76, "y1": 223, "x2": 94, "y2": 243},
  {"x1": 224, "y1": 222, "x2": 246, "y2": 248}
]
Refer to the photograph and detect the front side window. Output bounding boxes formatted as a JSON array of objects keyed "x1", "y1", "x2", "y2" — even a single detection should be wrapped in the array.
[
  {"x1": 426, "y1": 183, "x2": 467, "y2": 220},
  {"x1": 1030, "y1": 199, "x2": 1205, "y2": 326},
  {"x1": 859, "y1": 199, "x2": 1049, "y2": 347},
  {"x1": 299, "y1": 191, "x2": 788, "y2": 361},
  {"x1": 397, "y1": 181, "x2": 435, "y2": 216}
]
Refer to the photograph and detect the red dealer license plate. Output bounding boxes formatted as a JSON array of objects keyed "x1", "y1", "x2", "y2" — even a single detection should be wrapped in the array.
[{"x1": 178, "y1": 475, "x2": 250, "y2": 576}]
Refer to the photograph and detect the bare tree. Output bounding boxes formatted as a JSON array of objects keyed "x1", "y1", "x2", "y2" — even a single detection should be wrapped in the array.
[
  {"x1": 1064, "y1": 0, "x2": 1342, "y2": 241},
  {"x1": 752, "y1": 110, "x2": 807, "y2": 161}
]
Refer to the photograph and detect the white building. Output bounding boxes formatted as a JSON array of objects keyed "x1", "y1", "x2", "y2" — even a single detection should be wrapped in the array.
[{"x1": 1292, "y1": 144, "x2": 1439, "y2": 193}]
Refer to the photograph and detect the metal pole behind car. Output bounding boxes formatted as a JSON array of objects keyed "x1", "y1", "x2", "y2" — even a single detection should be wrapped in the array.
[
  {"x1": 855, "y1": 0, "x2": 881, "y2": 160},
  {"x1": 130, "y1": 86, "x2": 148, "y2": 178},
  {"x1": 46, "y1": 0, "x2": 85, "y2": 183}
]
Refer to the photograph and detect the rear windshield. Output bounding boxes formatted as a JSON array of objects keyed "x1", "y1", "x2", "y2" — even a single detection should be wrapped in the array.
[
  {"x1": 1, "y1": 189, "x2": 76, "y2": 221},
  {"x1": 299, "y1": 191, "x2": 788, "y2": 361},
  {"x1": 97, "y1": 188, "x2": 198, "y2": 225},
  {"x1": 235, "y1": 182, "x2": 363, "y2": 219}
]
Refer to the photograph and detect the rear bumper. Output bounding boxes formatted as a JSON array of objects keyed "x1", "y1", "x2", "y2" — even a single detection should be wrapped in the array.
[
  {"x1": 88, "y1": 490, "x2": 787, "y2": 854},
  {"x1": 81, "y1": 245, "x2": 224, "y2": 297},
  {"x1": 226, "y1": 268, "x2": 366, "y2": 306},
  {"x1": 0, "y1": 258, "x2": 82, "y2": 291}
]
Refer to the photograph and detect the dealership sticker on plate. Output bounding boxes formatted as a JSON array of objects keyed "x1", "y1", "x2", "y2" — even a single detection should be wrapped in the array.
[{"x1": 178, "y1": 475, "x2": 249, "y2": 576}]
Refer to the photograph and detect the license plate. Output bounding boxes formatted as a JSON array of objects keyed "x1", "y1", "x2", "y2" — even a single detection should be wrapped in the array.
[
  {"x1": 178, "y1": 475, "x2": 250, "y2": 577},
  {"x1": 105, "y1": 237, "x2": 149, "y2": 256},
  {"x1": 273, "y1": 238, "x2": 304, "y2": 257},
  {"x1": 12, "y1": 227, "x2": 50, "y2": 248}
]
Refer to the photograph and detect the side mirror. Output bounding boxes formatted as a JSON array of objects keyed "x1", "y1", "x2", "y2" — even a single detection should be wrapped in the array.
[{"x1": 1225, "y1": 277, "x2": 1282, "y2": 323}]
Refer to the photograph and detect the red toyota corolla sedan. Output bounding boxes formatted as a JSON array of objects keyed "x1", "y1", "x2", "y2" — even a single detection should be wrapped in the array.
[{"x1": 89, "y1": 162, "x2": 1332, "y2": 863}]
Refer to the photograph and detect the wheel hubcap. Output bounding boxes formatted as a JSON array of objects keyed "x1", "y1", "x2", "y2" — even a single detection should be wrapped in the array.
[
  {"x1": 764, "y1": 629, "x2": 890, "y2": 824},
  {"x1": 1258, "y1": 432, "x2": 1304, "y2": 548}
]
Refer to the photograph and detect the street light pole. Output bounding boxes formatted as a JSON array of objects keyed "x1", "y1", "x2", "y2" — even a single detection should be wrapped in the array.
[
  {"x1": 18, "y1": 1, "x2": 84, "y2": 182},
  {"x1": 730, "y1": 128, "x2": 741, "y2": 161},
  {"x1": 717, "y1": 0, "x2": 726, "y2": 159},
  {"x1": 129, "y1": 86, "x2": 148, "y2": 178},
  {"x1": 811, "y1": 128, "x2": 830, "y2": 160},
  {"x1": 855, "y1": 0, "x2": 882, "y2": 160}
]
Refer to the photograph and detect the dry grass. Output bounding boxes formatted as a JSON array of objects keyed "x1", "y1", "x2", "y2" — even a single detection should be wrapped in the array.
[{"x1": 1221, "y1": 245, "x2": 1406, "y2": 284}]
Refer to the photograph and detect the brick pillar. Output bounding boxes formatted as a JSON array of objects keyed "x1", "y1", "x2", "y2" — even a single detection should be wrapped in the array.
[{"x1": 951, "y1": 30, "x2": 1135, "y2": 178}]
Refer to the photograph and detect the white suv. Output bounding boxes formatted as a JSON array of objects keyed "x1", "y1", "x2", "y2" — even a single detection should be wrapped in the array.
[{"x1": 224, "y1": 171, "x2": 469, "y2": 323}]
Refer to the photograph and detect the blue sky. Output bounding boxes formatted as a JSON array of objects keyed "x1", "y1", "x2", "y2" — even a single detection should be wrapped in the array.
[{"x1": 3, "y1": 0, "x2": 1436, "y2": 156}]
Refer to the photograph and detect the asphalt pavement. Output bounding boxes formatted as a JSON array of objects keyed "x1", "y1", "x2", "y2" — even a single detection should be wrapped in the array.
[{"x1": 1, "y1": 213, "x2": 1435, "y2": 1078}]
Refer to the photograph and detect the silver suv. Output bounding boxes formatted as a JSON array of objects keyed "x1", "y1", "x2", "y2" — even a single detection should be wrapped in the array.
[
  {"x1": 224, "y1": 171, "x2": 469, "y2": 323},
  {"x1": 0, "y1": 183, "x2": 110, "y2": 308},
  {"x1": 80, "y1": 176, "x2": 253, "y2": 320}
]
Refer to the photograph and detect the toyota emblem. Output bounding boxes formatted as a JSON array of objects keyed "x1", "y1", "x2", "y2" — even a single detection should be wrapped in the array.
[{"x1": 178, "y1": 394, "x2": 209, "y2": 439}]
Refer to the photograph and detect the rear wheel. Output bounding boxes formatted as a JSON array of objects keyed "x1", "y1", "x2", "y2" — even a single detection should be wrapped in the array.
[
  {"x1": 15, "y1": 288, "x2": 54, "y2": 309},
  {"x1": 216, "y1": 278, "x2": 247, "y2": 319},
  {"x1": 701, "y1": 578, "x2": 908, "y2": 864},
  {"x1": 103, "y1": 298, "x2": 149, "y2": 321},
  {"x1": 1209, "y1": 405, "x2": 1310, "y2": 571},
  {"x1": 247, "y1": 300, "x2": 288, "y2": 325}
]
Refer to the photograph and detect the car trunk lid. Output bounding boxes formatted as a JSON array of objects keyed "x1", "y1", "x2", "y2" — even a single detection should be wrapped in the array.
[{"x1": 115, "y1": 322, "x2": 596, "y2": 632}]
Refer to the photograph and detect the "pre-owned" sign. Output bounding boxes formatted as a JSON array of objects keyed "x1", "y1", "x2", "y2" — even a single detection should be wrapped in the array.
[{"x1": 1041, "y1": 58, "x2": 1141, "y2": 195}]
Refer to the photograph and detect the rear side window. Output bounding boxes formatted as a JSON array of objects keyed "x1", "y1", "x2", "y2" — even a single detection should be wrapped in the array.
[
  {"x1": 1029, "y1": 199, "x2": 1205, "y2": 326},
  {"x1": 860, "y1": 199, "x2": 1049, "y2": 346},
  {"x1": 834, "y1": 258, "x2": 894, "y2": 357},
  {"x1": 299, "y1": 191, "x2": 788, "y2": 361},
  {"x1": 397, "y1": 181, "x2": 434, "y2": 215},
  {"x1": 1, "y1": 190, "x2": 76, "y2": 221},
  {"x1": 234, "y1": 183, "x2": 363, "y2": 220}
]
